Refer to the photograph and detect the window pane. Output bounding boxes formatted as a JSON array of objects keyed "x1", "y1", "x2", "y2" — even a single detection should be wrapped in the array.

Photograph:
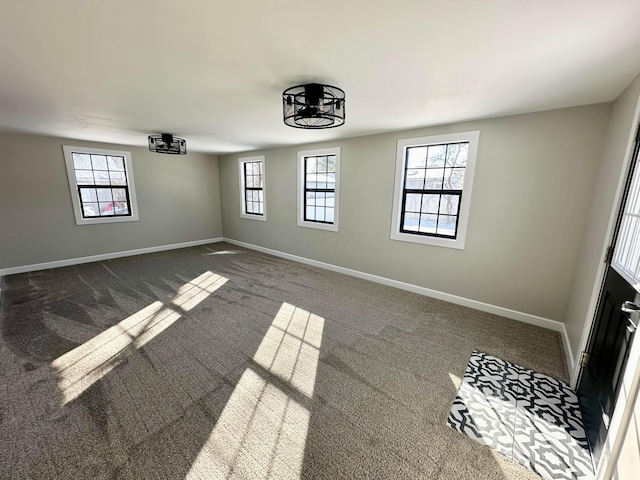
[
  {"x1": 94, "y1": 171, "x2": 110, "y2": 185},
  {"x1": 405, "y1": 169, "x2": 425, "y2": 189},
  {"x1": 306, "y1": 174, "x2": 317, "y2": 189},
  {"x1": 325, "y1": 207, "x2": 334, "y2": 223},
  {"x1": 316, "y1": 175, "x2": 327, "y2": 189},
  {"x1": 316, "y1": 192, "x2": 326, "y2": 205},
  {"x1": 327, "y1": 155, "x2": 336, "y2": 173},
  {"x1": 107, "y1": 156, "x2": 125, "y2": 171},
  {"x1": 403, "y1": 212, "x2": 420, "y2": 232},
  {"x1": 83, "y1": 203, "x2": 99, "y2": 217},
  {"x1": 97, "y1": 188, "x2": 113, "y2": 202},
  {"x1": 444, "y1": 168, "x2": 465, "y2": 189},
  {"x1": 112, "y1": 188, "x2": 127, "y2": 201},
  {"x1": 425, "y1": 169, "x2": 444, "y2": 189},
  {"x1": 317, "y1": 156, "x2": 328, "y2": 173},
  {"x1": 117, "y1": 202, "x2": 130, "y2": 215},
  {"x1": 407, "y1": 146, "x2": 427, "y2": 169},
  {"x1": 91, "y1": 155, "x2": 108, "y2": 170},
  {"x1": 306, "y1": 206, "x2": 315, "y2": 221},
  {"x1": 419, "y1": 214, "x2": 438, "y2": 234},
  {"x1": 75, "y1": 170, "x2": 94, "y2": 185},
  {"x1": 326, "y1": 173, "x2": 336, "y2": 189},
  {"x1": 256, "y1": 191, "x2": 264, "y2": 203},
  {"x1": 80, "y1": 188, "x2": 97, "y2": 202},
  {"x1": 422, "y1": 194, "x2": 440, "y2": 214},
  {"x1": 439, "y1": 195, "x2": 459, "y2": 215},
  {"x1": 446, "y1": 143, "x2": 468, "y2": 167},
  {"x1": 315, "y1": 206, "x2": 324, "y2": 221},
  {"x1": 405, "y1": 193, "x2": 421, "y2": 212},
  {"x1": 427, "y1": 145, "x2": 447, "y2": 168},
  {"x1": 252, "y1": 175, "x2": 263, "y2": 188},
  {"x1": 437, "y1": 215, "x2": 457, "y2": 237},
  {"x1": 306, "y1": 192, "x2": 315, "y2": 206},
  {"x1": 109, "y1": 171, "x2": 127, "y2": 185},
  {"x1": 73, "y1": 153, "x2": 92, "y2": 170},
  {"x1": 306, "y1": 157, "x2": 317, "y2": 174},
  {"x1": 99, "y1": 203, "x2": 115, "y2": 215},
  {"x1": 326, "y1": 192, "x2": 335, "y2": 207}
]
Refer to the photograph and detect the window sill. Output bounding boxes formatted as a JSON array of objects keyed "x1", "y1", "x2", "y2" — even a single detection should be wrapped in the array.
[
  {"x1": 390, "y1": 230, "x2": 465, "y2": 250},
  {"x1": 297, "y1": 220, "x2": 339, "y2": 232}
]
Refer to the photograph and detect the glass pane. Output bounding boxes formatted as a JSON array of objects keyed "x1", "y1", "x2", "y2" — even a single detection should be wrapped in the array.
[
  {"x1": 419, "y1": 214, "x2": 438, "y2": 234},
  {"x1": 99, "y1": 203, "x2": 114, "y2": 215},
  {"x1": 439, "y1": 195, "x2": 459, "y2": 215},
  {"x1": 257, "y1": 191, "x2": 263, "y2": 203},
  {"x1": 83, "y1": 203, "x2": 99, "y2": 217},
  {"x1": 422, "y1": 194, "x2": 440, "y2": 214},
  {"x1": 253, "y1": 175, "x2": 263, "y2": 188},
  {"x1": 317, "y1": 156, "x2": 328, "y2": 173},
  {"x1": 80, "y1": 188, "x2": 97, "y2": 202},
  {"x1": 405, "y1": 193, "x2": 421, "y2": 212},
  {"x1": 444, "y1": 168, "x2": 465, "y2": 189},
  {"x1": 403, "y1": 212, "x2": 419, "y2": 232},
  {"x1": 316, "y1": 192, "x2": 326, "y2": 205},
  {"x1": 407, "y1": 146, "x2": 427, "y2": 169},
  {"x1": 326, "y1": 192, "x2": 335, "y2": 207},
  {"x1": 109, "y1": 171, "x2": 127, "y2": 185},
  {"x1": 94, "y1": 170, "x2": 110, "y2": 185},
  {"x1": 327, "y1": 155, "x2": 336, "y2": 173},
  {"x1": 117, "y1": 202, "x2": 130, "y2": 215},
  {"x1": 96, "y1": 188, "x2": 113, "y2": 202},
  {"x1": 315, "y1": 175, "x2": 327, "y2": 189},
  {"x1": 405, "y1": 169, "x2": 425, "y2": 189},
  {"x1": 306, "y1": 206, "x2": 315, "y2": 221},
  {"x1": 315, "y1": 206, "x2": 324, "y2": 222},
  {"x1": 306, "y1": 157, "x2": 317, "y2": 174},
  {"x1": 306, "y1": 174, "x2": 317, "y2": 189},
  {"x1": 112, "y1": 188, "x2": 127, "y2": 201},
  {"x1": 306, "y1": 192, "x2": 316, "y2": 206},
  {"x1": 73, "y1": 153, "x2": 92, "y2": 170},
  {"x1": 326, "y1": 173, "x2": 336, "y2": 189},
  {"x1": 446, "y1": 143, "x2": 468, "y2": 167},
  {"x1": 91, "y1": 155, "x2": 108, "y2": 170},
  {"x1": 257, "y1": 202, "x2": 264, "y2": 215},
  {"x1": 107, "y1": 156, "x2": 125, "y2": 171},
  {"x1": 427, "y1": 145, "x2": 447, "y2": 168},
  {"x1": 325, "y1": 207, "x2": 334, "y2": 223},
  {"x1": 437, "y1": 215, "x2": 457, "y2": 237},
  {"x1": 75, "y1": 170, "x2": 94, "y2": 185},
  {"x1": 425, "y1": 169, "x2": 444, "y2": 189}
]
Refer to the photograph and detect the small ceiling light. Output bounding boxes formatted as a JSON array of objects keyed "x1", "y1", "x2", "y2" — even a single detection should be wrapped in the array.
[
  {"x1": 148, "y1": 133, "x2": 187, "y2": 155},
  {"x1": 282, "y1": 83, "x2": 345, "y2": 129}
]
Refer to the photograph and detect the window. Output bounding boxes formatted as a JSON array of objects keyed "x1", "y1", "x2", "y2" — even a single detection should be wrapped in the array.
[
  {"x1": 63, "y1": 145, "x2": 139, "y2": 225},
  {"x1": 390, "y1": 131, "x2": 479, "y2": 249},
  {"x1": 238, "y1": 156, "x2": 266, "y2": 221},
  {"x1": 297, "y1": 147, "x2": 340, "y2": 232}
]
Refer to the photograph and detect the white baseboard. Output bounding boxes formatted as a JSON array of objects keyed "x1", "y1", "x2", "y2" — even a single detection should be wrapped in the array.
[
  {"x1": 0, "y1": 237, "x2": 224, "y2": 277},
  {"x1": 224, "y1": 237, "x2": 575, "y2": 372}
]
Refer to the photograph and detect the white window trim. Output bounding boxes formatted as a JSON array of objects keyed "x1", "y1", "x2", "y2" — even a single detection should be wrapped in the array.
[
  {"x1": 297, "y1": 147, "x2": 341, "y2": 232},
  {"x1": 238, "y1": 155, "x2": 267, "y2": 221},
  {"x1": 63, "y1": 145, "x2": 139, "y2": 226},
  {"x1": 390, "y1": 130, "x2": 479, "y2": 249}
]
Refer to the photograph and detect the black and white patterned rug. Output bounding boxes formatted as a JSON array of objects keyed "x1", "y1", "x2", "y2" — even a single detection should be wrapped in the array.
[{"x1": 447, "y1": 351, "x2": 594, "y2": 480}]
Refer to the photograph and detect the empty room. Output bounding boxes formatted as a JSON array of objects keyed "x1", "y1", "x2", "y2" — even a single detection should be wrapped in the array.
[{"x1": 2, "y1": 1, "x2": 640, "y2": 479}]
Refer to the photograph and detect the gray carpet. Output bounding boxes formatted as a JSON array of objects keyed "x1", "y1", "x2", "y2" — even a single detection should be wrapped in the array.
[{"x1": 0, "y1": 242, "x2": 569, "y2": 479}]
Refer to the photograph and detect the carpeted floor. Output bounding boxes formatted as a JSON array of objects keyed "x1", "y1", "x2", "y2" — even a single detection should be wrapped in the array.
[{"x1": 0, "y1": 242, "x2": 569, "y2": 479}]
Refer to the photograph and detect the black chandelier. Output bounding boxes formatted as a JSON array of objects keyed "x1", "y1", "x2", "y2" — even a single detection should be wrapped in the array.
[
  {"x1": 282, "y1": 83, "x2": 345, "y2": 129},
  {"x1": 148, "y1": 133, "x2": 187, "y2": 155}
]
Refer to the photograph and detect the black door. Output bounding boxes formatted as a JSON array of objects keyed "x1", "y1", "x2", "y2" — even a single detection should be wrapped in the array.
[{"x1": 578, "y1": 125, "x2": 640, "y2": 465}]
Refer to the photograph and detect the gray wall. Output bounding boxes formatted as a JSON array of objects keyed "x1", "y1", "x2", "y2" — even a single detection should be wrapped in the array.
[
  {"x1": 0, "y1": 132, "x2": 222, "y2": 269},
  {"x1": 564, "y1": 75, "x2": 640, "y2": 362},
  {"x1": 219, "y1": 104, "x2": 611, "y2": 322}
]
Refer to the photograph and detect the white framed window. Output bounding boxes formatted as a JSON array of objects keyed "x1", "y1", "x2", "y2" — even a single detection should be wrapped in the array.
[
  {"x1": 390, "y1": 131, "x2": 479, "y2": 249},
  {"x1": 238, "y1": 155, "x2": 266, "y2": 221},
  {"x1": 63, "y1": 145, "x2": 139, "y2": 225},
  {"x1": 297, "y1": 147, "x2": 341, "y2": 232}
]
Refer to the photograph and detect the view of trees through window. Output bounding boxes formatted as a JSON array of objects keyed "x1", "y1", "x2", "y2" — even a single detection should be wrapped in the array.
[
  {"x1": 401, "y1": 142, "x2": 468, "y2": 238},
  {"x1": 304, "y1": 155, "x2": 336, "y2": 224}
]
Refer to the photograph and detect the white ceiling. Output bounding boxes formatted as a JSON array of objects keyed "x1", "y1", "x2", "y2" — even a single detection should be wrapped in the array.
[{"x1": 1, "y1": 0, "x2": 640, "y2": 155}]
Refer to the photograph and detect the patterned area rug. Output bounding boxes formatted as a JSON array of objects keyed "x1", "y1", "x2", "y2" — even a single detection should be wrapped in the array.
[{"x1": 447, "y1": 351, "x2": 594, "y2": 480}]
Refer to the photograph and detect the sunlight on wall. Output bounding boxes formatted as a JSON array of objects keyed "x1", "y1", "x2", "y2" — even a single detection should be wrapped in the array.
[
  {"x1": 186, "y1": 303, "x2": 324, "y2": 479},
  {"x1": 52, "y1": 271, "x2": 227, "y2": 405}
]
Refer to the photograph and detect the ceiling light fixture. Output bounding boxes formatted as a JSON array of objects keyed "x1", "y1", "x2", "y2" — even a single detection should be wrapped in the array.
[
  {"x1": 148, "y1": 133, "x2": 187, "y2": 155},
  {"x1": 283, "y1": 83, "x2": 345, "y2": 129}
]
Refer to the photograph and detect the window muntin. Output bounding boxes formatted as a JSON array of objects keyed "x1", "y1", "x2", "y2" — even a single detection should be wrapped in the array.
[
  {"x1": 297, "y1": 147, "x2": 340, "y2": 232},
  {"x1": 238, "y1": 156, "x2": 266, "y2": 221},
  {"x1": 391, "y1": 131, "x2": 479, "y2": 249},
  {"x1": 63, "y1": 146, "x2": 139, "y2": 225}
]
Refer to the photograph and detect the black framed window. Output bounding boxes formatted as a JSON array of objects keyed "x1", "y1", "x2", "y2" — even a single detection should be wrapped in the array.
[
  {"x1": 304, "y1": 154, "x2": 336, "y2": 224},
  {"x1": 400, "y1": 142, "x2": 468, "y2": 238},
  {"x1": 71, "y1": 152, "x2": 132, "y2": 218},
  {"x1": 243, "y1": 161, "x2": 264, "y2": 215}
]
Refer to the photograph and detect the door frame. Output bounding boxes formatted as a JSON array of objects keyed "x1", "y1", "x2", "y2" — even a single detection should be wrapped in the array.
[{"x1": 572, "y1": 93, "x2": 640, "y2": 479}]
